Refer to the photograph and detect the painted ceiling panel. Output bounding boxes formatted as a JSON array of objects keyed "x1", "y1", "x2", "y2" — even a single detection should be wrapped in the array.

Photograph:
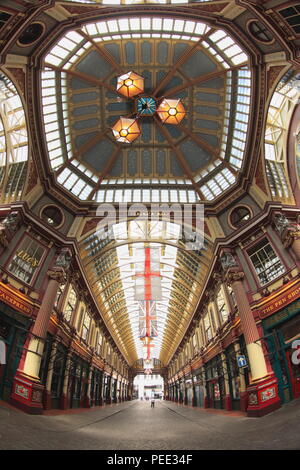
[{"x1": 76, "y1": 50, "x2": 113, "y2": 78}]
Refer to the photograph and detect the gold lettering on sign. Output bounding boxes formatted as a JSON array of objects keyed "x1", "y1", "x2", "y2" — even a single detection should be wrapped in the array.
[{"x1": 16, "y1": 250, "x2": 39, "y2": 267}]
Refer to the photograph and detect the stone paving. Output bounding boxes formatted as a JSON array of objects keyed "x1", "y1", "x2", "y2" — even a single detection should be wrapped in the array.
[{"x1": 0, "y1": 398, "x2": 300, "y2": 450}]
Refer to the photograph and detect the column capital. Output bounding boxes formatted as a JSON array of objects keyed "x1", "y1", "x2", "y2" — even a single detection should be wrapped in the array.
[
  {"x1": 225, "y1": 269, "x2": 245, "y2": 286},
  {"x1": 47, "y1": 268, "x2": 67, "y2": 284},
  {"x1": 282, "y1": 228, "x2": 300, "y2": 248}
]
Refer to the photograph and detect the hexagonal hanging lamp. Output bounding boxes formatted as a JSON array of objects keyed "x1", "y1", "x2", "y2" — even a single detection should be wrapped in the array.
[
  {"x1": 156, "y1": 98, "x2": 186, "y2": 125},
  {"x1": 111, "y1": 117, "x2": 141, "y2": 144},
  {"x1": 116, "y1": 71, "x2": 144, "y2": 98}
]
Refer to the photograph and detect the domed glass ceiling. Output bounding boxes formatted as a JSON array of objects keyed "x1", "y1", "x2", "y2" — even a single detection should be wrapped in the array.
[{"x1": 41, "y1": 15, "x2": 251, "y2": 203}]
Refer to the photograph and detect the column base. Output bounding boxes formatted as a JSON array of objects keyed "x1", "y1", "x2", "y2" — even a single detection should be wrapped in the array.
[
  {"x1": 240, "y1": 391, "x2": 248, "y2": 412},
  {"x1": 60, "y1": 393, "x2": 69, "y2": 410},
  {"x1": 246, "y1": 375, "x2": 281, "y2": 417},
  {"x1": 10, "y1": 372, "x2": 44, "y2": 415},
  {"x1": 43, "y1": 389, "x2": 52, "y2": 410},
  {"x1": 83, "y1": 396, "x2": 91, "y2": 408},
  {"x1": 224, "y1": 394, "x2": 232, "y2": 411}
]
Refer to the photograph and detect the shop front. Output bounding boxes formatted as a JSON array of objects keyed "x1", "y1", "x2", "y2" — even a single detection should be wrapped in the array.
[
  {"x1": 205, "y1": 355, "x2": 225, "y2": 409},
  {"x1": 68, "y1": 354, "x2": 89, "y2": 408},
  {"x1": 263, "y1": 298, "x2": 300, "y2": 404},
  {"x1": 0, "y1": 300, "x2": 32, "y2": 402},
  {"x1": 185, "y1": 375, "x2": 193, "y2": 405},
  {"x1": 193, "y1": 369, "x2": 205, "y2": 408}
]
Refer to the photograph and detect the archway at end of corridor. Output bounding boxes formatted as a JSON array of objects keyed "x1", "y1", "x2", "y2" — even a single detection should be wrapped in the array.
[{"x1": 133, "y1": 374, "x2": 164, "y2": 402}]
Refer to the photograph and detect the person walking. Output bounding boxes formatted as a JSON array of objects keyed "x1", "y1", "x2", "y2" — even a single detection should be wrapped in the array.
[{"x1": 151, "y1": 398, "x2": 155, "y2": 408}]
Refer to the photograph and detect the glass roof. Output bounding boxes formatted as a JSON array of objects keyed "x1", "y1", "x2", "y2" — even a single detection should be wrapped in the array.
[
  {"x1": 0, "y1": 72, "x2": 28, "y2": 203},
  {"x1": 40, "y1": 15, "x2": 251, "y2": 202},
  {"x1": 265, "y1": 69, "x2": 300, "y2": 200},
  {"x1": 80, "y1": 219, "x2": 212, "y2": 365}
]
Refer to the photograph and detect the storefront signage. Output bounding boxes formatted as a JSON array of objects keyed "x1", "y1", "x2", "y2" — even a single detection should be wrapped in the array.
[
  {"x1": 237, "y1": 355, "x2": 247, "y2": 368},
  {"x1": 16, "y1": 250, "x2": 39, "y2": 267},
  {"x1": 0, "y1": 283, "x2": 33, "y2": 316},
  {"x1": 256, "y1": 281, "x2": 300, "y2": 319}
]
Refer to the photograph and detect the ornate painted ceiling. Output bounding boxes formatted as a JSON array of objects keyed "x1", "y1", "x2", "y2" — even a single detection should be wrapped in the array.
[{"x1": 36, "y1": 11, "x2": 253, "y2": 366}]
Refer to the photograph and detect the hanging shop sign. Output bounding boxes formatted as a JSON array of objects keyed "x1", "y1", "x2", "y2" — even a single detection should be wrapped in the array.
[
  {"x1": 255, "y1": 280, "x2": 300, "y2": 319},
  {"x1": 237, "y1": 355, "x2": 248, "y2": 368},
  {"x1": 15, "y1": 250, "x2": 40, "y2": 267}
]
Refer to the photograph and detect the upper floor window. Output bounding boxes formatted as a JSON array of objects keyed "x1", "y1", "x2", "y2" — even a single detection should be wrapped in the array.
[
  {"x1": 54, "y1": 283, "x2": 66, "y2": 308},
  {"x1": 96, "y1": 330, "x2": 103, "y2": 355},
  {"x1": 248, "y1": 238, "x2": 285, "y2": 286},
  {"x1": 64, "y1": 287, "x2": 77, "y2": 322},
  {"x1": 81, "y1": 311, "x2": 90, "y2": 342},
  {"x1": 216, "y1": 287, "x2": 229, "y2": 323},
  {"x1": 7, "y1": 236, "x2": 45, "y2": 284},
  {"x1": 204, "y1": 313, "x2": 212, "y2": 341}
]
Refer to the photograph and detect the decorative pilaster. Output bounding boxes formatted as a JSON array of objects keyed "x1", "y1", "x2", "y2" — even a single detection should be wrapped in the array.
[
  {"x1": 60, "y1": 351, "x2": 72, "y2": 409},
  {"x1": 221, "y1": 251, "x2": 280, "y2": 417},
  {"x1": 44, "y1": 339, "x2": 58, "y2": 410},
  {"x1": 221, "y1": 352, "x2": 231, "y2": 411}
]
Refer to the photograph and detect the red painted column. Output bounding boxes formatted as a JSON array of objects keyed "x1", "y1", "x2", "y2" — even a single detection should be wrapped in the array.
[
  {"x1": 224, "y1": 266, "x2": 281, "y2": 417},
  {"x1": 11, "y1": 268, "x2": 67, "y2": 414}
]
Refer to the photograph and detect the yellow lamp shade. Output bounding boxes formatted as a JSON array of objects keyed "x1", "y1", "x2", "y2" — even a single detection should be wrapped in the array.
[
  {"x1": 156, "y1": 98, "x2": 186, "y2": 125},
  {"x1": 117, "y1": 71, "x2": 144, "y2": 98},
  {"x1": 112, "y1": 117, "x2": 141, "y2": 144}
]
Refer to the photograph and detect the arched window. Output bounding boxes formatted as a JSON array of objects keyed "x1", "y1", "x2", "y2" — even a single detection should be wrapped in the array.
[
  {"x1": 216, "y1": 287, "x2": 229, "y2": 323},
  {"x1": 0, "y1": 72, "x2": 28, "y2": 203},
  {"x1": 64, "y1": 287, "x2": 77, "y2": 322},
  {"x1": 265, "y1": 70, "x2": 300, "y2": 201}
]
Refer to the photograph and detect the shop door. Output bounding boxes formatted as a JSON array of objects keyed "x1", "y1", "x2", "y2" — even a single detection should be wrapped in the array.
[
  {"x1": 286, "y1": 348, "x2": 300, "y2": 399},
  {"x1": 0, "y1": 317, "x2": 27, "y2": 401},
  {"x1": 266, "y1": 332, "x2": 292, "y2": 404}
]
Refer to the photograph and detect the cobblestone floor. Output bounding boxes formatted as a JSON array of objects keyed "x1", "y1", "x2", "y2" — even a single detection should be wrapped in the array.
[{"x1": 0, "y1": 398, "x2": 299, "y2": 450}]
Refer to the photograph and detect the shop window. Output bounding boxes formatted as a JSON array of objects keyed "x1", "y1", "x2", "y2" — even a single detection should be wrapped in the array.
[
  {"x1": 216, "y1": 288, "x2": 229, "y2": 323},
  {"x1": 64, "y1": 287, "x2": 77, "y2": 322},
  {"x1": 81, "y1": 312, "x2": 90, "y2": 342},
  {"x1": 248, "y1": 238, "x2": 285, "y2": 286},
  {"x1": 7, "y1": 236, "x2": 45, "y2": 284},
  {"x1": 227, "y1": 285, "x2": 236, "y2": 308},
  {"x1": 54, "y1": 283, "x2": 66, "y2": 309},
  {"x1": 279, "y1": 5, "x2": 300, "y2": 34},
  {"x1": 204, "y1": 313, "x2": 212, "y2": 342},
  {"x1": 51, "y1": 344, "x2": 67, "y2": 399}
]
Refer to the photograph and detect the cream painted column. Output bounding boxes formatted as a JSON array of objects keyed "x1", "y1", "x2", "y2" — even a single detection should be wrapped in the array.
[
  {"x1": 22, "y1": 268, "x2": 67, "y2": 380},
  {"x1": 224, "y1": 268, "x2": 268, "y2": 381}
]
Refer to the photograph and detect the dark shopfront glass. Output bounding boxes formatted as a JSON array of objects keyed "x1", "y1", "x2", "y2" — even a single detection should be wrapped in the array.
[
  {"x1": 50, "y1": 343, "x2": 68, "y2": 408},
  {"x1": 205, "y1": 355, "x2": 225, "y2": 409},
  {"x1": 226, "y1": 344, "x2": 242, "y2": 410},
  {"x1": 91, "y1": 368, "x2": 103, "y2": 406},
  {"x1": 0, "y1": 308, "x2": 30, "y2": 401},
  {"x1": 69, "y1": 355, "x2": 89, "y2": 408}
]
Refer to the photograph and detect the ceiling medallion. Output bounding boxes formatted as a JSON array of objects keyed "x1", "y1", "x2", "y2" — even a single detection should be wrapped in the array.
[{"x1": 112, "y1": 70, "x2": 186, "y2": 144}]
